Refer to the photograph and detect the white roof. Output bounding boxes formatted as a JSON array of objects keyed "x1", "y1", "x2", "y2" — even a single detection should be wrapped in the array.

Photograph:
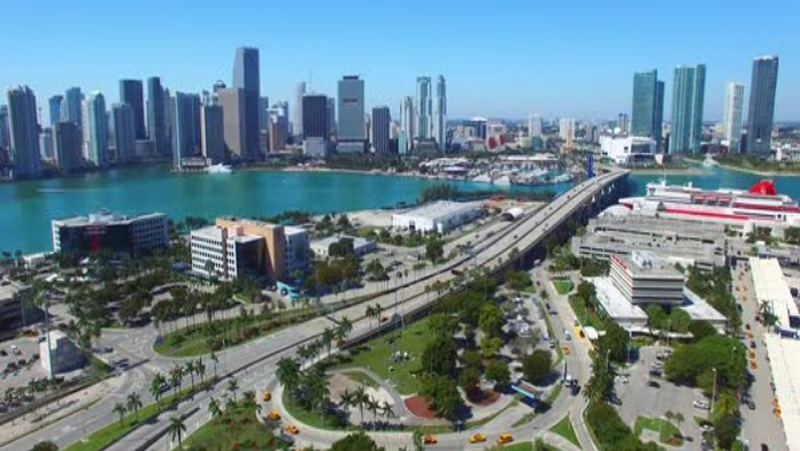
[
  {"x1": 765, "y1": 334, "x2": 800, "y2": 451},
  {"x1": 592, "y1": 277, "x2": 649, "y2": 321},
  {"x1": 681, "y1": 288, "x2": 727, "y2": 325},
  {"x1": 311, "y1": 235, "x2": 374, "y2": 250},
  {"x1": 750, "y1": 258, "x2": 796, "y2": 330},
  {"x1": 395, "y1": 201, "x2": 481, "y2": 221}
]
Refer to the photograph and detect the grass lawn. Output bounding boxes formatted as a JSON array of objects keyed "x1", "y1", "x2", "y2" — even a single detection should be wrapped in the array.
[
  {"x1": 487, "y1": 442, "x2": 561, "y2": 451},
  {"x1": 333, "y1": 317, "x2": 434, "y2": 395},
  {"x1": 568, "y1": 295, "x2": 604, "y2": 330},
  {"x1": 63, "y1": 379, "x2": 216, "y2": 451},
  {"x1": 153, "y1": 309, "x2": 315, "y2": 357},
  {"x1": 183, "y1": 403, "x2": 286, "y2": 451},
  {"x1": 281, "y1": 388, "x2": 353, "y2": 431},
  {"x1": 550, "y1": 415, "x2": 581, "y2": 449},
  {"x1": 552, "y1": 279, "x2": 574, "y2": 295},
  {"x1": 342, "y1": 371, "x2": 379, "y2": 388},
  {"x1": 633, "y1": 416, "x2": 683, "y2": 446}
]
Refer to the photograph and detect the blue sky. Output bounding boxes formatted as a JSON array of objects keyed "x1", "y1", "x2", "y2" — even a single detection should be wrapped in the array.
[{"x1": 2, "y1": 0, "x2": 798, "y2": 121}]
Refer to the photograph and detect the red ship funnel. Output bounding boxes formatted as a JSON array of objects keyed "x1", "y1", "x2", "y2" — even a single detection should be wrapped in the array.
[{"x1": 749, "y1": 180, "x2": 777, "y2": 196}]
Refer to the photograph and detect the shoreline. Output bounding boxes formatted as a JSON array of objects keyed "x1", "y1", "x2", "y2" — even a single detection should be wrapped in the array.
[
  {"x1": 627, "y1": 167, "x2": 707, "y2": 176},
  {"x1": 713, "y1": 162, "x2": 800, "y2": 177}
]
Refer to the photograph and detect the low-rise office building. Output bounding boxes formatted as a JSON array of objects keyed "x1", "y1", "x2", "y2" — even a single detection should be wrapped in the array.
[
  {"x1": 284, "y1": 226, "x2": 311, "y2": 275},
  {"x1": 392, "y1": 201, "x2": 483, "y2": 234},
  {"x1": 0, "y1": 281, "x2": 32, "y2": 337},
  {"x1": 609, "y1": 251, "x2": 685, "y2": 305},
  {"x1": 310, "y1": 235, "x2": 377, "y2": 258},
  {"x1": 52, "y1": 211, "x2": 168, "y2": 257},
  {"x1": 40, "y1": 330, "x2": 84, "y2": 374}
]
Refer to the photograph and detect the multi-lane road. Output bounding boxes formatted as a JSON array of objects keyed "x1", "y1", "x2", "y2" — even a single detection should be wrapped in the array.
[{"x1": 1, "y1": 169, "x2": 627, "y2": 451}]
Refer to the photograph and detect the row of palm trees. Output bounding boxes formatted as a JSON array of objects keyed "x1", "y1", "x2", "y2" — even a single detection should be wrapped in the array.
[
  {"x1": 338, "y1": 385, "x2": 396, "y2": 427},
  {"x1": 295, "y1": 318, "x2": 353, "y2": 364},
  {"x1": 149, "y1": 357, "x2": 213, "y2": 411}
]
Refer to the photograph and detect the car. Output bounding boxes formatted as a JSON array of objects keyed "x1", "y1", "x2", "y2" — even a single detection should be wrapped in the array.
[
  {"x1": 497, "y1": 433, "x2": 514, "y2": 444},
  {"x1": 469, "y1": 433, "x2": 486, "y2": 443},
  {"x1": 647, "y1": 380, "x2": 660, "y2": 388},
  {"x1": 694, "y1": 400, "x2": 710, "y2": 410},
  {"x1": 0, "y1": 349, "x2": 7, "y2": 357},
  {"x1": 262, "y1": 390, "x2": 272, "y2": 401},
  {"x1": 423, "y1": 434, "x2": 438, "y2": 444},
  {"x1": 283, "y1": 424, "x2": 299, "y2": 435},
  {"x1": 747, "y1": 400, "x2": 756, "y2": 410},
  {"x1": 268, "y1": 409, "x2": 281, "y2": 421},
  {"x1": 746, "y1": 323, "x2": 751, "y2": 330},
  {"x1": 761, "y1": 444, "x2": 770, "y2": 451}
]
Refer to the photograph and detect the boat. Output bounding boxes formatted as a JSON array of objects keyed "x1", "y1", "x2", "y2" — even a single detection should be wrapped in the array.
[
  {"x1": 206, "y1": 164, "x2": 233, "y2": 174},
  {"x1": 619, "y1": 180, "x2": 800, "y2": 226}
]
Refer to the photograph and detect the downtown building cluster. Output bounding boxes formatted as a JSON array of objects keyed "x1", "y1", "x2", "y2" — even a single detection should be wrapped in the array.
[{"x1": 0, "y1": 46, "x2": 449, "y2": 180}]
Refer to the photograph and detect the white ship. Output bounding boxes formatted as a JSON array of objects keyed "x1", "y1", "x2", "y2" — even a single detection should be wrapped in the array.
[{"x1": 206, "y1": 164, "x2": 233, "y2": 174}]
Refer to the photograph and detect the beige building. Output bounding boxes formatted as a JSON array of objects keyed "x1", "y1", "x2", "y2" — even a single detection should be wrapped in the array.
[{"x1": 215, "y1": 217, "x2": 286, "y2": 282}]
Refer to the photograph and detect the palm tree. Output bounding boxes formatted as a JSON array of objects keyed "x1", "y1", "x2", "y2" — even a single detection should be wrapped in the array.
[
  {"x1": 196, "y1": 359, "x2": 206, "y2": 384},
  {"x1": 354, "y1": 385, "x2": 368, "y2": 425},
  {"x1": 127, "y1": 392, "x2": 142, "y2": 421},
  {"x1": 339, "y1": 316, "x2": 353, "y2": 336},
  {"x1": 322, "y1": 327, "x2": 335, "y2": 357},
  {"x1": 276, "y1": 358, "x2": 301, "y2": 394},
  {"x1": 150, "y1": 373, "x2": 166, "y2": 410},
  {"x1": 184, "y1": 361, "x2": 196, "y2": 390},
  {"x1": 170, "y1": 366, "x2": 183, "y2": 398},
  {"x1": 207, "y1": 396, "x2": 222, "y2": 427},
  {"x1": 297, "y1": 344, "x2": 313, "y2": 363},
  {"x1": 167, "y1": 416, "x2": 187, "y2": 450},
  {"x1": 210, "y1": 352, "x2": 219, "y2": 378},
  {"x1": 366, "y1": 305, "x2": 375, "y2": 330},
  {"x1": 366, "y1": 397, "x2": 380, "y2": 423},
  {"x1": 381, "y1": 400, "x2": 395, "y2": 422},
  {"x1": 226, "y1": 378, "x2": 239, "y2": 403},
  {"x1": 339, "y1": 389, "x2": 356, "y2": 420},
  {"x1": 113, "y1": 402, "x2": 127, "y2": 425}
]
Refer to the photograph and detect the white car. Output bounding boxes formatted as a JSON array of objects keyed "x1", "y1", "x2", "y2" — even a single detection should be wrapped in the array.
[{"x1": 693, "y1": 400, "x2": 710, "y2": 410}]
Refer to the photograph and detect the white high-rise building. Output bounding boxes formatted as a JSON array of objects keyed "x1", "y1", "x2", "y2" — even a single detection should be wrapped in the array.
[
  {"x1": 559, "y1": 118, "x2": 575, "y2": 150},
  {"x1": 528, "y1": 114, "x2": 543, "y2": 138},
  {"x1": 723, "y1": 82, "x2": 745, "y2": 153},
  {"x1": 432, "y1": 75, "x2": 447, "y2": 150},
  {"x1": 292, "y1": 82, "x2": 306, "y2": 138},
  {"x1": 400, "y1": 96, "x2": 415, "y2": 154},
  {"x1": 415, "y1": 77, "x2": 432, "y2": 140}
]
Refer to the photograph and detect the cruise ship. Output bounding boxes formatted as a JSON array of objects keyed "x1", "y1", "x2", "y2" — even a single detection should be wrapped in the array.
[{"x1": 619, "y1": 180, "x2": 800, "y2": 226}]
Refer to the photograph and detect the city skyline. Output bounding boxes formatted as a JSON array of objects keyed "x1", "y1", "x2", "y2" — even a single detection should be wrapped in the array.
[{"x1": 1, "y1": 1, "x2": 798, "y2": 121}]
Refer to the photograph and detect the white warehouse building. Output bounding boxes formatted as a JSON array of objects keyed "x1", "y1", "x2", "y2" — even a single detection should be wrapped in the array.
[
  {"x1": 392, "y1": 201, "x2": 483, "y2": 234},
  {"x1": 600, "y1": 135, "x2": 657, "y2": 165}
]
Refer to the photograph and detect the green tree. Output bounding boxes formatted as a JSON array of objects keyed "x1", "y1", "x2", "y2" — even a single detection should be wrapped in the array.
[
  {"x1": 420, "y1": 376, "x2": 462, "y2": 420},
  {"x1": 485, "y1": 359, "x2": 511, "y2": 388},
  {"x1": 277, "y1": 357, "x2": 301, "y2": 394},
  {"x1": 126, "y1": 392, "x2": 142, "y2": 421},
  {"x1": 167, "y1": 416, "x2": 187, "y2": 450},
  {"x1": 688, "y1": 320, "x2": 717, "y2": 341},
  {"x1": 112, "y1": 402, "x2": 127, "y2": 425},
  {"x1": 421, "y1": 336, "x2": 457, "y2": 376},
  {"x1": 330, "y1": 432, "x2": 386, "y2": 451},
  {"x1": 597, "y1": 322, "x2": 629, "y2": 364},
  {"x1": 478, "y1": 303, "x2": 504, "y2": 338},
  {"x1": 150, "y1": 373, "x2": 166, "y2": 410},
  {"x1": 480, "y1": 336, "x2": 503, "y2": 359},
  {"x1": 522, "y1": 350, "x2": 552, "y2": 385},
  {"x1": 425, "y1": 238, "x2": 445, "y2": 263},
  {"x1": 30, "y1": 442, "x2": 59, "y2": 451}
]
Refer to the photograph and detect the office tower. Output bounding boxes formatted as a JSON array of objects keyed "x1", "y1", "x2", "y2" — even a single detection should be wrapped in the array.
[
  {"x1": 7, "y1": 86, "x2": 42, "y2": 179},
  {"x1": 232, "y1": 47, "x2": 260, "y2": 158},
  {"x1": 201, "y1": 104, "x2": 225, "y2": 163},
  {"x1": 631, "y1": 70, "x2": 665, "y2": 149},
  {"x1": 53, "y1": 121, "x2": 82, "y2": 172},
  {"x1": 293, "y1": 82, "x2": 306, "y2": 137},
  {"x1": 187, "y1": 93, "x2": 202, "y2": 153},
  {"x1": 276, "y1": 101, "x2": 290, "y2": 137},
  {"x1": 171, "y1": 92, "x2": 196, "y2": 169},
  {"x1": 83, "y1": 91, "x2": 109, "y2": 168},
  {"x1": 327, "y1": 97, "x2": 337, "y2": 133},
  {"x1": 62, "y1": 87, "x2": 83, "y2": 128},
  {"x1": 302, "y1": 95, "x2": 329, "y2": 139},
  {"x1": 528, "y1": 115, "x2": 543, "y2": 138},
  {"x1": 415, "y1": 77, "x2": 432, "y2": 140},
  {"x1": 268, "y1": 109, "x2": 287, "y2": 151},
  {"x1": 0, "y1": 106, "x2": 9, "y2": 156},
  {"x1": 337, "y1": 76, "x2": 366, "y2": 152},
  {"x1": 400, "y1": 96, "x2": 415, "y2": 153},
  {"x1": 559, "y1": 118, "x2": 575, "y2": 150},
  {"x1": 617, "y1": 113, "x2": 629, "y2": 134},
  {"x1": 119, "y1": 79, "x2": 146, "y2": 139},
  {"x1": 669, "y1": 64, "x2": 706, "y2": 153},
  {"x1": 746, "y1": 56, "x2": 779, "y2": 155},
  {"x1": 164, "y1": 89, "x2": 174, "y2": 153},
  {"x1": 217, "y1": 88, "x2": 247, "y2": 158},
  {"x1": 48, "y1": 95, "x2": 63, "y2": 126},
  {"x1": 112, "y1": 103, "x2": 136, "y2": 163},
  {"x1": 40, "y1": 128, "x2": 53, "y2": 160},
  {"x1": 147, "y1": 77, "x2": 168, "y2": 156},
  {"x1": 372, "y1": 106, "x2": 391, "y2": 154},
  {"x1": 432, "y1": 75, "x2": 447, "y2": 150},
  {"x1": 258, "y1": 96, "x2": 270, "y2": 132},
  {"x1": 723, "y1": 82, "x2": 745, "y2": 153}
]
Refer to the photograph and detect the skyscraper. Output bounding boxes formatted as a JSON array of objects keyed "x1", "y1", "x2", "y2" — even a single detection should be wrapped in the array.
[
  {"x1": 48, "y1": 95, "x2": 63, "y2": 126},
  {"x1": 293, "y1": 82, "x2": 306, "y2": 137},
  {"x1": 371, "y1": 106, "x2": 391, "y2": 154},
  {"x1": 7, "y1": 86, "x2": 42, "y2": 179},
  {"x1": 40, "y1": 128, "x2": 53, "y2": 160},
  {"x1": 746, "y1": 56, "x2": 779, "y2": 155},
  {"x1": 119, "y1": 79, "x2": 146, "y2": 139},
  {"x1": 337, "y1": 76, "x2": 366, "y2": 153},
  {"x1": 217, "y1": 88, "x2": 247, "y2": 159},
  {"x1": 327, "y1": 97, "x2": 337, "y2": 133},
  {"x1": 631, "y1": 70, "x2": 665, "y2": 149},
  {"x1": 232, "y1": 47, "x2": 260, "y2": 159},
  {"x1": 172, "y1": 92, "x2": 196, "y2": 169},
  {"x1": 201, "y1": 104, "x2": 225, "y2": 164},
  {"x1": 528, "y1": 115, "x2": 543, "y2": 138},
  {"x1": 147, "y1": 77, "x2": 168, "y2": 156},
  {"x1": 53, "y1": 121, "x2": 82, "y2": 173},
  {"x1": 559, "y1": 118, "x2": 575, "y2": 151},
  {"x1": 669, "y1": 64, "x2": 706, "y2": 153},
  {"x1": 0, "y1": 106, "x2": 9, "y2": 156},
  {"x1": 61, "y1": 87, "x2": 83, "y2": 129},
  {"x1": 83, "y1": 91, "x2": 109, "y2": 168},
  {"x1": 302, "y1": 95, "x2": 329, "y2": 140},
  {"x1": 432, "y1": 75, "x2": 447, "y2": 150},
  {"x1": 723, "y1": 82, "x2": 745, "y2": 153},
  {"x1": 415, "y1": 77, "x2": 432, "y2": 140},
  {"x1": 112, "y1": 103, "x2": 136, "y2": 163}
]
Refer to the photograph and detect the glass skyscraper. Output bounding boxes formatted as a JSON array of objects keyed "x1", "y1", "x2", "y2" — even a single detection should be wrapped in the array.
[
  {"x1": 49, "y1": 95, "x2": 63, "y2": 126},
  {"x1": 7, "y1": 85, "x2": 42, "y2": 179},
  {"x1": 669, "y1": 64, "x2": 705, "y2": 153},
  {"x1": 415, "y1": 77, "x2": 432, "y2": 140},
  {"x1": 119, "y1": 79, "x2": 146, "y2": 140},
  {"x1": 746, "y1": 56, "x2": 779, "y2": 155},
  {"x1": 147, "y1": 77, "x2": 168, "y2": 156},
  {"x1": 84, "y1": 91, "x2": 109, "y2": 168},
  {"x1": 232, "y1": 47, "x2": 260, "y2": 160},
  {"x1": 631, "y1": 70, "x2": 664, "y2": 149},
  {"x1": 337, "y1": 75, "x2": 366, "y2": 153},
  {"x1": 723, "y1": 82, "x2": 745, "y2": 153}
]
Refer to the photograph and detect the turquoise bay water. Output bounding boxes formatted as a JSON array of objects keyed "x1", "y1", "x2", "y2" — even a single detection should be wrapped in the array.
[{"x1": 1, "y1": 164, "x2": 798, "y2": 254}]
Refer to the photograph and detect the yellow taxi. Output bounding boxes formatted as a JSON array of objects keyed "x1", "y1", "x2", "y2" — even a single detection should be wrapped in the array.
[
  {"x1": 497, "y1": 433, "x2": 514, "y2": 444},
  {"x1": 284, "y1": 424, "x2": 300, "y2": 435},
  {"x1": 423, "y1": 434, "x2": 438, "y2": 444},
  {"x1": 268, "y1": 409, "x2": 281, "y2": 421},
  {"x1": 262, "y1": 390, "x2": 272, "y2": 401},
  {"x1": 469, "y1": 433, "x2": 486, "y2": 443}
]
